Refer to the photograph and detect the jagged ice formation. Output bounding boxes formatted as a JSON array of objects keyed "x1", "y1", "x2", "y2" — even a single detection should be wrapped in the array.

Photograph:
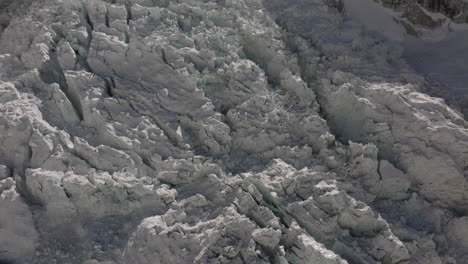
[{"x1": 0, "y1": 0, "x2": 467, "y2": 263}]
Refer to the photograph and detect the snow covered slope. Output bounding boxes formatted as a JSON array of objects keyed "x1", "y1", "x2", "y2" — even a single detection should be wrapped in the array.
[
  {"x1": 404, "y1": 28, "x2": 468, "y2": 117},
  {"x1": 342, "y1": 0, "x2": 468, "y2": 117},
  {"x1": 0, "y1": 0, "x2": 467, "y2": 263},
  {"x1": 343, "y1": 0, "x2": 407, "y2": 41}
]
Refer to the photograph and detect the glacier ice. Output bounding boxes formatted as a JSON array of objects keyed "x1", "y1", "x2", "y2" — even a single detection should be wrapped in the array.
[{"x1": 0, "y1": 0, "x2": 467, "y2": 263}]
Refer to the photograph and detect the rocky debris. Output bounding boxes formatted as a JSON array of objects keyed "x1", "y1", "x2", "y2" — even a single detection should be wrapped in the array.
[{"x1": 0, "y1": 0, "x2": 467, "y2": 263}]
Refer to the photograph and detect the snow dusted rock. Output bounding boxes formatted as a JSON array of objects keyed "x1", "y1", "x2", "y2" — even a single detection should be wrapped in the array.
[{"x1": 0, "y1": 0, "x2": 467, "y2": 263}]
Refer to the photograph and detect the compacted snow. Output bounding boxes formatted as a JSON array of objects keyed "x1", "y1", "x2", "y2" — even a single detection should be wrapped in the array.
[
  {"x1": 404, "y1": 30, "x2": 468, "y2": 117},
  {"x1": 343, "y1": 0, "x2": 468, "y2": 117},
  {"x1": 343, "y1": 0, "x2": 407, "y2": 41},
  {"x1": 0, "y1": 0, "x2": 467, "y2": 263}
]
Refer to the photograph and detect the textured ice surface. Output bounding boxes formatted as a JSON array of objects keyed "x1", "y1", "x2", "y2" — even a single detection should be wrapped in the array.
[{"x1": 0, "y1": 0, "x2": 467, "y2": 263}]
